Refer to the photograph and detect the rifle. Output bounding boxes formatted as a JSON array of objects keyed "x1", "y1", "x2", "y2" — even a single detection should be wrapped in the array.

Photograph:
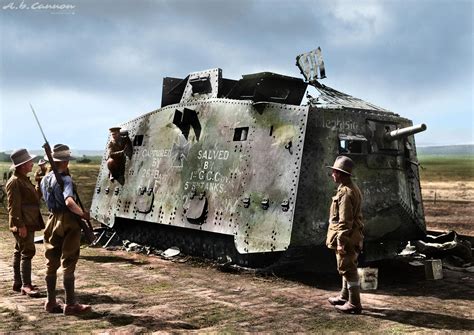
[{"x1": 30, "y1": 103, "x2": 96, "y2": 244}]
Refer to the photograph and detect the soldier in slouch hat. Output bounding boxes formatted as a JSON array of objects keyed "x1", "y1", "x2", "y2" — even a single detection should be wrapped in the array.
[
  {"x1": 6, "y1": 148, "x2": 45, "y2": 297},
  {"x1": 40, "y1": 144, "x2": 92, "y2": 315},
  {"x1": 326, "y1": 156, "x2": 364, "y2": 314}
]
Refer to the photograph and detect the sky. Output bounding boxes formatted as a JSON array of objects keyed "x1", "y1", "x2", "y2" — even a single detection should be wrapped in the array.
[{"x1": 0, "y1": 0, "x2": 472, "y2": 152}]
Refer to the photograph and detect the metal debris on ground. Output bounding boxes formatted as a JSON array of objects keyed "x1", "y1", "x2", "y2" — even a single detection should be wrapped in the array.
[
  {"x1": 398, "y1": 230, "x2": 472, "y2": 272},
  {"x1": 162, "y1": 246, "x2": 181, "y2": 258}
]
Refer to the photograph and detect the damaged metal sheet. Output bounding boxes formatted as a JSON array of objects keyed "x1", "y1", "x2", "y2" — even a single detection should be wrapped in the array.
[
  {"x1": 398, "y1": 231, "x2": 473, "y2": 271},
  {"x1": 309, "y1": 81, "x2": 393, "y2": 112}
]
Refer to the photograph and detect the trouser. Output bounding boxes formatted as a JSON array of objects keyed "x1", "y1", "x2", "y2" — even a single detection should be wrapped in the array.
[
  {"x1": 43, "y1": 211, "x2": 81, "y2": 304},
  {"x1": 335, "y1": 248, "x2": 361, "y2": 306},
  {"x1": 12, "y1": 230, "x2": 36, "y2": 286},
  {"x1": 335, "y1": 248, "x2": 360, "y2": 284}
]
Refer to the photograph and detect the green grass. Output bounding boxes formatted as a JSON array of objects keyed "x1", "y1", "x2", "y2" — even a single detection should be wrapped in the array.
[{"x1": 418, "y1": 155, "x2": 474, "y2": 181}]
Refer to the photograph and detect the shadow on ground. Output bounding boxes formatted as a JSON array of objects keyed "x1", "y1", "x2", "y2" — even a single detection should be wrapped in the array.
[
  {"x1": 77, "y1": 311, "x2": 200, "y2": 331},
  {"x1": 81, "y1": 254, "x2": 150, "y2": 266},
  {"x1": 364, "y1": 307, "x2": 474, "y2": 331}
]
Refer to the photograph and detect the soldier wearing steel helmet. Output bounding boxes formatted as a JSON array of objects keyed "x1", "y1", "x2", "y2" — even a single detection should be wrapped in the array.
[
  {"x1": 326, "y1": 155, "x2": 364, "y2": 314},
  {"x1": 6, "y1": 148, "x2": 45, "y2": 297}
]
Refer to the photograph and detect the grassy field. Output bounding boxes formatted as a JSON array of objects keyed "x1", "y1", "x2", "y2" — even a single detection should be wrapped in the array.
[{"x1": 418, "y1": 155, "x2": 474, "y2": 181}]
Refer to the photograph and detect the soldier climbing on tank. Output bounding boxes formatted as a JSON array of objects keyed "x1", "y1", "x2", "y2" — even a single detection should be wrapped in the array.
[{"x1": 106, "y1": 127, "x2": 132, "y2": 184}]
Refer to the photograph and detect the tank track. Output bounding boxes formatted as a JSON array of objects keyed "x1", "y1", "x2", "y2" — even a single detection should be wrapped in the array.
[{"x1": 112, "y1": 217, "x2": 284, "y2": 268}]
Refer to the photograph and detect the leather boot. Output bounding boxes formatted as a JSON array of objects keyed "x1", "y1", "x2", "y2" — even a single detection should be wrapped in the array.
[
  {"x1": 45, "y1": 275, "x2": 57, "y2": 304},
  {"x1": 328, "y1": 277, "x2": 348, "y2": 306},
  {"x1": 21, "y1": 258, "x2": 32, "y2": 286},
  {"x1": 335, "y1": 286, "x2": 362, "y2": 314},
  {"x1": 63, "y1": 275, "x2": 76, "y2": 306},
  {"x1": 64, "y1": 303, "x2": 92, "y2": 316},
  {"x1": 21, "y1": 284, "x2": 41, "y2": 298},
  {"x1": 44, "y1": 299, "x2": 64, "y2": 313}
]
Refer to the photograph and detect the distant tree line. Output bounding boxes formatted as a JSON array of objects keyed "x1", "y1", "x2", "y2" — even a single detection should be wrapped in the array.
[{"x1": 0, "y1": 152, "x2": 102, "y2": 164}]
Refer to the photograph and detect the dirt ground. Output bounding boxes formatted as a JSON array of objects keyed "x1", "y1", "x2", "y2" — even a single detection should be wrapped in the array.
[
  {"x1": 0, "y1": 180, "x2": 472, "y2": 333},
  {"x1": 422, "y1": 181, "x2": 474, "y2": 236}
]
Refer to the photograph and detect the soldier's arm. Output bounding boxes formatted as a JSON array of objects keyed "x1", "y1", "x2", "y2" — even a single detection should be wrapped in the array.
[
  {"x1": 6, "y1": 180, "x2": 27, "y2": 237},
  {"x1": 107, "y1": 142, "x2": 124, "y2": 159},
  {"x1": 63, "y1": 177, "x2": 90, "y2": 220},
  {"x1": 65, "y1": 197, "x2": 89, "y2": 220}
]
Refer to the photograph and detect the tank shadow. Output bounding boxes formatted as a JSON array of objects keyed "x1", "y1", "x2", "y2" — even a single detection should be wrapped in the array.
[
  {"x1": 273, "y1": 258, "x2": 474, "y2": 301},
  {"x1": 76, "y1": 311, "x2": 199, "y2": 331},
  {"x1": 363, "y1": 307, "x2": 474, "y2": 331},
  {"x1": 81, "y1": 254, "x2": 150, "y2": 266}
]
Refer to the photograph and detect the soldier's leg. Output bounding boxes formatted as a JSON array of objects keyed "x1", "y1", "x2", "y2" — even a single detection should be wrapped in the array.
[
  {"x1": 44, "y1": 237, "x2": 63, "y2": 313},
  {"x1": 61, "y1": 217, "x2": 81, "y2": 305},
  {"x1": 44, "y1": 216, "x2": 63, "y2": 304},
  {"x1": 61, "y1": 217, "x2": 91, "y2": 315},
  {"x1": 328, "y1": 252, "x2": 349, "y2": 305},
  {"x1": 335, "y1": 250, "x2": 362, "y2": 314},
  {"x1": 19, "y1": 231, "x2": 36, "y2": 286},
  {"x1": 12, "y1": 239, "x2": 21, "y2": 291}
]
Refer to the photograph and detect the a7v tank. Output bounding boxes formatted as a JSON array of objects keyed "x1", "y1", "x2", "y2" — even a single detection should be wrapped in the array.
[{"x1": 91, "y1": 47, "x2": 427, "y2": 266}]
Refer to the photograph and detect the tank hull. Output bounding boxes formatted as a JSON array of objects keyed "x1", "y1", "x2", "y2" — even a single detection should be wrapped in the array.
[{"x1": 91, "y1": 68, "x2": 426, "y2": 265}]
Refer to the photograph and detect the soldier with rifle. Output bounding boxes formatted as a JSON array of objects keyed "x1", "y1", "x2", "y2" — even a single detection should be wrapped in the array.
[
  {"x1": 40, "y1": 144, "x2": 92, "y2": 315},
  {"x1": 30, "y1": 103, "x2": 95, "y2": 315}
]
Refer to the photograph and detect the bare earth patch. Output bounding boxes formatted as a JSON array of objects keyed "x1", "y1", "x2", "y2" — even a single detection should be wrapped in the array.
[{"x1": 421, "y1": 181, "x2": 474, "y2": 236}]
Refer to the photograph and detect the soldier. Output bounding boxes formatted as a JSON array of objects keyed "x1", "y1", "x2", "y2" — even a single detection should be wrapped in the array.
[
  {"x1": 106, "y1": 126, "x2": 132, "y2": 183},
  {"x1": 40, "y1": 144, "x2": 92, "y2": 315},
  {"x1": 326, "y1": 156, "x2": 364, "y2": 314},
  {"x1": 6, "y1": 149, "x2": 45, "y2": 297},
  {"x1": 34, "y1": 159, "x2": 48, "y2": 194}
]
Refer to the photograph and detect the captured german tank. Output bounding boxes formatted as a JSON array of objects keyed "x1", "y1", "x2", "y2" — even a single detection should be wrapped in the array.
[{"x1": 91, "y1": 47, "x2": 427, "y2": 266}]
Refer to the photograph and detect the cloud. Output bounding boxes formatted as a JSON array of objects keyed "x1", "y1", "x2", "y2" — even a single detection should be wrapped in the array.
[{"x1": 0, "y1": 0, "x2": 472, "y2": 150}]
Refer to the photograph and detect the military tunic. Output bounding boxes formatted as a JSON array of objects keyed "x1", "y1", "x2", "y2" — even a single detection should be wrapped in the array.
[
  {"x1": 6, "y1": 171, "x2": 45, "y2": 286},
  {"x1": 6, "y1": 171, "x2": 45, "y2": 233},
  {"x1": 326, "y1": 181, "x2": 364, "y2": 282}
]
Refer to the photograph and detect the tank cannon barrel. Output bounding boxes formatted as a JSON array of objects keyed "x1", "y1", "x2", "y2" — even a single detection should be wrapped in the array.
[{"x1": 384, "y1": 123, "x2": 427, "y2": 141}]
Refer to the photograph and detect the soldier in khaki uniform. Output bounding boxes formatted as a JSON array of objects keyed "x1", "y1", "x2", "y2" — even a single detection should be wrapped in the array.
[
  {"x1": 34, "y1": 159, "x2": 48, "y2": 195},
  {"x1": 106, "y1": 126, "x2": 132, "y2": 183},
  {"x1": 6, "y1": 149, "x2": 45, "y2": 297},
  {"x1": 40, "y1": 144, "x2": 91, "y2": 315},
  {"x1": 326, "y1": 156, "x2": 364, "y2": 314}
]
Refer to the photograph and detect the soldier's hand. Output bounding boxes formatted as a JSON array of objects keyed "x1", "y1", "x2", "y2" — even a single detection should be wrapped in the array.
[
  {"x1": 18, "y1": 226, "x2": 27, "y2": 238},
  {"x1": 82, "y1": 211, "x2": 91, "y2": 221},
  {"x1": 337, "y1": 244, "x2": 346, "y2": 255}
]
